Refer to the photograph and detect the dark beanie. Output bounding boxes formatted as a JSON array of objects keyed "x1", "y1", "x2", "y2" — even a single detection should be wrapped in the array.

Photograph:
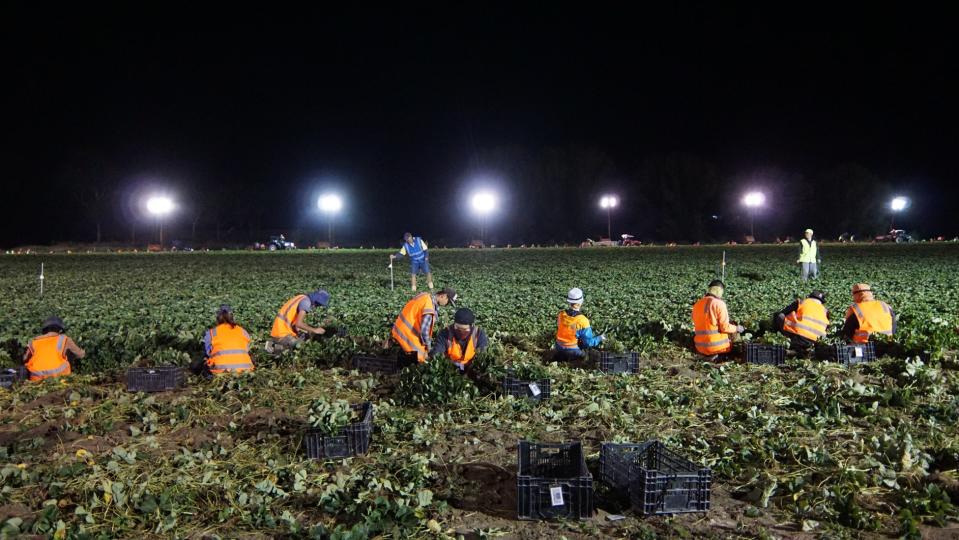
[{"x1": 454, "y1": 308, "x2": 475, "y2": 325}]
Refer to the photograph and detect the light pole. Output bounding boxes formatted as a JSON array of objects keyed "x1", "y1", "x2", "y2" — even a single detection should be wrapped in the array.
[
  {"x1": 742, "y1": 191, "x2": 766, "y2": 240},
  {"x1": 317, "y1": 194, "x2": 343, "y2": 245},
  {"x1": 599, "y1": 195, "x2": 618, "y2": 240},
  {"x1": 471, "y1": 191, "x2": 497, "y2": 244},
  {"x1": 889, "y1": 196, "x2": 909, "y2": 231},
  {"x1": 146, "y1": 196, "x2": 174, "y2": 247}
]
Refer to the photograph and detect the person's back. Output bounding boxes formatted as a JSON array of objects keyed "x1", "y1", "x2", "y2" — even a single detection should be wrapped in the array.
[
  {"x1": 847, "y1": 300, "x2": 894, "y2": 342},
  {"x1": 23, "y1": 316, "x2": 83, "y2": 381},
  {"x1": 207, "y1": 322, "x2": 253, "y2": 374},
  {"x1": 271, "y1": 294, "x2": 308, "y2": 339},
  {"x1": 691, "y1": 280, "x2": 741, "y2": 356}
]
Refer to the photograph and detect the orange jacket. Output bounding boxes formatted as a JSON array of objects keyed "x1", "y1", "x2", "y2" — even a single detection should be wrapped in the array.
[
  {"x1": 446, "y1": 326, "x2": 478, "y2": 367},
  {"x1": 783, "y1": 298, "x2": 829, "y2": 342},
  {"x1": 846, "y1": 300, "x2": 894, "y2": 343},
  {"x1": 25, "y1": 334, "x2": 72, "y2": 381},
  {"x1": 271, "y1": 294, "x2": 307, "y2": 339},
  {"x1": 692, "y1": 295, "x2": 737, "y2": 355},
  {"x1": 206, "y1": 323, "x2": 254, "y2": 374},
  {"x1": 391, "y1": 293, "x2": 436, "y2": 362}
]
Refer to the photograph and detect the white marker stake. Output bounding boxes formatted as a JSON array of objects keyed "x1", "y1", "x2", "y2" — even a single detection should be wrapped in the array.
[
  {"x1": 721, "y1": 250, "x2": 726, "y2": 282},
  {"x1": 550, "y1": 486, "x2": 565, "y2": 506},
  {"x1": 388, "y1": 260, "x2": 394, "y2": 291},
  {"x1": 528, "y1": 382, "x2": 541, "y2": 397},
  {"x1": 39, "y1": 263, "x2": 44, "y2": 297}
]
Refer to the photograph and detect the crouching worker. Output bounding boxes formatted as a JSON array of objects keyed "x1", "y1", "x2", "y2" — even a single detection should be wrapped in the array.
[
  {"x1": 554, "y1": 288, "x2": 604, "y2": 361},
  {"x1": 842, "y1": 283, "x2": 896, "y2": 343},
  {"x1": 692, "y1": 280, "x2": 744, "y2": 361},
  {"x1": 24, "y1": 316, "x2": 84, "y2": 381},
  {"x1": 195, "y1": 305, "x2": 253, "y2": 377},
  {"x1": 431, "y1": 308, "x2": 489, "y2": 371},
  {"x1": 774, "y1": 291, "x2": 829, "y2": 353},
  {"x1": 392, "y1": 288, "x2": 457, "y2": 363},
  {"x1": 267, "y1": 289, "x2": 331, "y2": 354}
]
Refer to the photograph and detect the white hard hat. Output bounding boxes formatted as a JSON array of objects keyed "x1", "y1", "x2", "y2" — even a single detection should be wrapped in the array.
[
  {"x1": 566, "y1": 288, "x2": 584, "y2": 304},
  {"x1": 804, "y1": 229, "x2": 814, "y2": 234}
]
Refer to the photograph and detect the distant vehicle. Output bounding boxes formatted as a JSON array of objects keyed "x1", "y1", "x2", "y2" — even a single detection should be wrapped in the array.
[
  {"x1": 267, "y1": 235, "x2": 296, "y2": 251},
  {"x1": 621, "y1": 234, "x2": 642, "y2": 247},
  {"x1": 171, "y1": 240, "x2": 194, "y2": 252},
  {"x1": 874, "y1": 229, "x2": 912, "y2": 243},
  {"x1": 838, "y1": 232, "x2": 856, "y2": 243},
  {"x1": 468, "y1": 239, "x2": 485, "y2": 249}
]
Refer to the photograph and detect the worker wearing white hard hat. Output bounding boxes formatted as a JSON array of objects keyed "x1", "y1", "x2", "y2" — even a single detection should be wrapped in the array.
[
  {"x1": 554, "y1": 288, "x2": 604, "y2": 360},
  {"x1": 797, "y1": 228, "x2": 820, "y2": 281}
]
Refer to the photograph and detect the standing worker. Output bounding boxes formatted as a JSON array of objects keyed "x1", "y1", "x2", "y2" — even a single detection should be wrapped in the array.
[
  {"x1": 773, "y1": 291, "x2": 829, "y2": 353},
  {"x1": 842, "y1": 283, "x2": 896, "y2": 343},
  {"x1": 198, "y1": 305, "x2": 254, "y2": 376},
  {"x1": 267, "y1": 289, "x2": 331, "y2": 353},
  {"x1": 391, "y1": 288, "x2": 457, "y2": 362},
  {"x1": 554, "y1": 288, "x2": 605, "y2": 361},
  {"x1": 391, "y1": 232, "x2": 434, "y2": 292},
  {"x1": 23, "y1": 316, "x2": 85, "y2": 381},
  {"x1": 691, "y1": 280, "x2": 744, "y2": 361},
  {"x1": 430, "y1": 307, "x2": 489, "y2": 371},
  {"x1": 798, "y1": 228, "x2": 820, "y2": 281}
]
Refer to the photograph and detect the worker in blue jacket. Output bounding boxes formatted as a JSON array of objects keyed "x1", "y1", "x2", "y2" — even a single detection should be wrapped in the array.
[
  {"x1": 554, "y1": 288, "x2": 605, "y2": 360},
  {"x1": 390, "y1": 232, "x2": 434, "y2": 292}
]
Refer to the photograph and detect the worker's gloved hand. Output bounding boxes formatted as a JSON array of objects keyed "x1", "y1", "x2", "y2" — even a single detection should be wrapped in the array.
[
  {"x1": 736, "y1": 325, "x2": 745, "y2": 334},
  {"x1": 796, "y1": 259, "x2": 801, "y2": 263},
  {"x1": 600, "y1": 334, "x2": 607, "y2": 342}
]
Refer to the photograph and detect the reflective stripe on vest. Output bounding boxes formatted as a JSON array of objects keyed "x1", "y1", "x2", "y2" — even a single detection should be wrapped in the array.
[
  {"x1": 208, "y1": 324, "x2": 253, "y2": 373},
  {"x1": 692, "y1": 297, "x2": 732, "y2": 355},
  {"x1": 849, "y1": 300, "x2": 894, "y2": 344},
  {"x1": 392, "y1": 293, "x2": 434, "y2": 361},
  {"x1": 783, "y1": 298, "x2": 829, "y2": 341},
  {"x1": 447, "y1": 327, "x2": 478, "y2": 366},
  {"x1": 406, "y1": 238, "x2": 427, "y2": 262},
  {"x1": 271, "y1": 294, "x2": 307, "y2": 339},
  {"x1": 26, "y1": 334, "x2": 71, "y2": 381}
]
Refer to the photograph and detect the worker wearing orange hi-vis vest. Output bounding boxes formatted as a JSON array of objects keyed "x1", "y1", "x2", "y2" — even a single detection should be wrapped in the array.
[
  {"x1": 554, "y1": 288, "x2": 605, "y2": 361},
  {"x1": 842, "y1": 283, "x2": 896, "y2": 343},
  {"x1": 199, "y1": 305, "x2": 253, "y2": 376},
  {"x1": 774, "y1": 291, "x2": 829, "y2": 352},
  {"x1": 23, "y1": 316, "x2": 84, "y2": 382},
  {"x1": 267, "y1": 290, "x2": 331, "y2": 354},
  {"x1": 430, "y1": 308, "x2": 489, "y2": 371},
  {"x1": 391, "y1": 288, "x2": 457, "y2": 363},
  {"x1": 692, "y1": 280, "x2": 744, "y2": 360}
]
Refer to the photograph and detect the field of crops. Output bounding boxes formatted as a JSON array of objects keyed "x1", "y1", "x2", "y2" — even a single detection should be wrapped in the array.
[{"x1": 2, "y1": 245, "x2": 959, "y2": 539}]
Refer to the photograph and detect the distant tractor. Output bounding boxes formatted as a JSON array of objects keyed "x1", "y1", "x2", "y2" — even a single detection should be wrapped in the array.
[
  {"x1": 267, "y1": 235, "x2": 296, "y2": 251},
  {"x1": 874, "y1": 229, "x2": 912, "y2": 243}
]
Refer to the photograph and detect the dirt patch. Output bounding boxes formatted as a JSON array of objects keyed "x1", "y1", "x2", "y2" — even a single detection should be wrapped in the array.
[
  {"x1": 0, "y1": 503, "x2": 33, "y2": 520},
  {"x1": 68, "y1": 435, "x2": 115, "y2": 454},
  {"x1": 921, "y1": 523, "x2": 959, "y2": 540},
  {"x1": 446, "y1": 462, "x2": 516, "y2": 519},
  {"x1": 24, "y1": 389, "x2": 71, "y2": 408}
]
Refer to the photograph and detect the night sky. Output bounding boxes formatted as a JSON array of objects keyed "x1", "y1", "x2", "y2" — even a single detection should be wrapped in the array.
[{"x1": 4, "y1": 4, "x2": 957, "y2": 248}]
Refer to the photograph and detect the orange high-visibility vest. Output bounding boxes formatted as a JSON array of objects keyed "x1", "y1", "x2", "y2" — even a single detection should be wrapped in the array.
[
  {"x1": 391, "y1": 293, "x2": 436, "y2": 362},
  {"x1": 25, "y1": 334, "x2": 72, "y2": 381},
  {"x1": 271, "y1": 294, "x2": 307, "y2": 339},
  {"x1": 783, "y1": 298, "x2": 829, "y2": 342},
  {"x1": 446, "y1": 327, "x2": 478, "y2": 366},
  {"x1": 848, "y1": 300, "x2": 894, "y2": 343},
  {"x1": 556, "y1": 310, "x2": 589, "y2": 350},
  {"x1": 206, "y1": 323, "x2": 254, "y2": 374},
  {"x1": 692, "y1": 296, "x2": 733, "y2": 355}
]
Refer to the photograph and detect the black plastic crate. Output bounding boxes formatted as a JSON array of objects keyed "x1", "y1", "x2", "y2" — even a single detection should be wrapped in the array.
[
  {"x1": 745, "y1": 343, "x2": 787, "y2": 366},
  {"x1": 600, "y1": 441, "x2": 711, "y2": 516},
  {"x1": 816, "y1": 342, "x2": 876, "y2": 366},
  {"x1": 126, "y1": 366, "x2": 185, "y2": 392},
  {"x1": 351, "y1": 351, "x2": 416, "y2": 374},
  {"x1": 304, "y1": 401, "x2": 373, "y2": 459},
  {"x1": 598, "y1": 351, "x2": 640, "y2": 374},
  {"x1": 0, "y1": 366, "x2": 28, "y2": 389},
  {"x1": 502, "y1": 374, "x2": 551, "y2": 401},
  {"x1": 517, "y1": 440, "x2": 593, "y2": 520}
]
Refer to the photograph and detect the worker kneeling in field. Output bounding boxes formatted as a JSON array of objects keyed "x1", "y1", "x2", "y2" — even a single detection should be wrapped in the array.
[
  {"x1": 431, "y1": 308, "x2": 488, "y2": 371},
  {"x1": 196, "y1": 305, "x2": 253, "y2": 376},
  {"x1": 842, "y1": 283, "x2": 896, "y2": 343},
  {"x1": 23, "y1": 316, "x2": 85, "y2": 381},
  {"x1": 392, "y1": 288, "x2": 457, "y2": 363},
  {"x1": 554, "y1": 288, "x2": 604, "y2": 361},
  {"x1": 774, "y1": 291, "x2": 829, "y2": 353},
  {"x1": 267, "y1": 289, "x2": 331, "y2": 353},
  {"x1": 692, "y1": 280, "x2": 744, "y2": 361}
]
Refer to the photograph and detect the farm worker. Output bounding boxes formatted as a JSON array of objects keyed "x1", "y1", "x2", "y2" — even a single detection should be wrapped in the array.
[
  {"x1": 430, "y1": 308, "x2": 489, "y2": 371},
  {"x1": 841, "y1": 283, "x2": 896, "y2": 343},
  {"x1": 23, "y1": 316, "x2": 84, "y2": 382},
  {"x1": 691, "y1": 280, "x2": 744, "y2": 360},
  {"x1": 773, "y1": 291, "x2": 829, "y2": 351},
  {"x1": 392, "y1": 288, "x2": 457, "y2": 363},
  {"x1": 390, "y1": 232, "x2": 433, "y2": 292},
  {"x1": 201, "y1": 305, "x2": 253, "y2": 375},
  {"x1": 554, "y1": 288, "x2": 604, "y2": 360},
  {"x1": 797, "y1": 229, "x2": 820, "y2": 281},
  {"x1": 267, "y1": 289, "x2": 331, "y2": 353}
]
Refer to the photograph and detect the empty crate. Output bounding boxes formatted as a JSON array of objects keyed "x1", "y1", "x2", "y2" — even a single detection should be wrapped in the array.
[
  {"x1": 600, "y1": 441, "x2": 711, "y2": 516},
  {"x1": 816, "y1": 342, "x2": 876, "y2": 366},
  {"x1": 502, "y1": 372, "x2": 551, "y2": 401},
  {"x1": 0, "y1": 366, "x2": 28, "y2": 389},
  {"x1": 517, "y1": 440, "x2": 593, "y2": 520},
  {"x1": 126, "y1": 366, "x2": 185, "y2": 392},
  {"x1": 351, "y1": 352, "x2": 416, "y2": 374},
  {"x1": 745, "y1": 343, "x2": 787, "y2": 366},
  {"x1": 304, "y1": 401, "x2": 373, "y2": 459},
  {"x1": 598, "y1": 351, "x2": 640, "y2": 374}
]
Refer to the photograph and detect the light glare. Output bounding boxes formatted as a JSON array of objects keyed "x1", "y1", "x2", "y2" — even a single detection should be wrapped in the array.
[
  {"x1": 742, "y1": 192, "x2": 766, "y2": 208},
  {"x1": 890, "y1": 196, "x2": 909, "y2": 212},
  {"x1": 318, "y1": 194, "x2": 343, "y2": 213},
  {"x1": 600, "y1": 195, "x2": 619, "y2": 209},
  {"x1": 471, "y1": 192, "x2": 496, "y2": 214},
  {"x1": 146, "y1": 196, "x2": 174, "y2": 215}
]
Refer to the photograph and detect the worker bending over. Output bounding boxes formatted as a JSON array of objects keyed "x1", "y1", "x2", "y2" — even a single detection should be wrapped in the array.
[
  {"x1": 774, "y1": 291, "x2": 829, "y2": 352},
  {"x1": 267, "y1": 289, "x2": 331, "y2": 353},
  {"x1": 23, "y1": 316, "x2": 84, "y2": 381},
  {"x1": 692, "y1": 280, "x2": 744, "y2": 361},
  {"x1": 798, "y1": 228, "x2": 820, "y2": 281},
  {"x1": 392, "y1": 288, "x2": 457, "y2": 362},
  {"x1": 431, "y1": 308, "x2": 488, "y2": 371},
  {"x1": 198, "y1": 305, "x2": 254, "y2": 376},
  {"x1": 842, "y1": 283, "x2": 896, "y2": 343},
  {"x1": 554, "y1": 288, "x2": 604, "y2": 360},
  {"x1": 391, "y1": 232, "x2": 434, "y2": 292}
]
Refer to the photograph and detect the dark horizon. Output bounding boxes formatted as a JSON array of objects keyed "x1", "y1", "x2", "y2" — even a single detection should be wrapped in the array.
[{"x1": 4, "y1": 4, "x2": 957, "y2": 248}]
